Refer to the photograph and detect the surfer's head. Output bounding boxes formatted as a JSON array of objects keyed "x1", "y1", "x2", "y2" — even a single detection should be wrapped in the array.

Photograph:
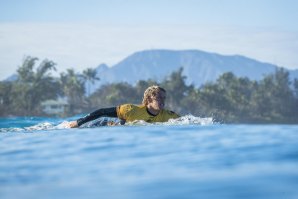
[{"x1": 142, "y1": 85, "x2": 166, "y2": 111}]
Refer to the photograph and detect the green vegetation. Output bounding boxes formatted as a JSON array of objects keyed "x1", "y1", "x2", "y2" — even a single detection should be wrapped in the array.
[{"x1": 1, "y1": 56, "x2": 298, "y2": 123}]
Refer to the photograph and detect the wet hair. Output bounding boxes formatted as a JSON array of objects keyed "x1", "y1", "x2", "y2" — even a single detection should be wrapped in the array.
[{"x1": 142, "y1": 85, "x2": 166, "y2": 106}]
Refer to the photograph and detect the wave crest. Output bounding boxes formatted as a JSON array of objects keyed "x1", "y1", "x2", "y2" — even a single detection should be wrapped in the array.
[
  {"x1": 0, "y1": 115, "x2": 214, "y2": 132},
  {"x1": 127, "y1": 115, "x2": 214, "y2": 126}
]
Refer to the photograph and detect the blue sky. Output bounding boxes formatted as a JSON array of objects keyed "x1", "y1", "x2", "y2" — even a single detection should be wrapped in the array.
[
  {"x1": 1, "y1": 0, "x2": 297, "y2": 29},
  {"x1": 0, "y1": 0, "x2": 298, "y2": 79}
]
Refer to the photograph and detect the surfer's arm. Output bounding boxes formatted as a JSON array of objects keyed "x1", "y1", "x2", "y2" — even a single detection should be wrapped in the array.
[{"x1": 67, "y1": 107, "x2": 118, "y2": 128}]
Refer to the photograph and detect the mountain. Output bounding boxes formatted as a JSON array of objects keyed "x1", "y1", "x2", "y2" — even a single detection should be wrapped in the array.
[
  {"x1": 4, "y1": 74, "x2": 18, "y2": 82},
  {"x1": 90, "y1": 49, "x2": 298, "y2": 93}
]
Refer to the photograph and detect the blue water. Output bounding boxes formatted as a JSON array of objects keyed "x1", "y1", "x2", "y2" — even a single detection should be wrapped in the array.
[{"x1": 0, "y1": 117, "x2": 298, "y2": 199}]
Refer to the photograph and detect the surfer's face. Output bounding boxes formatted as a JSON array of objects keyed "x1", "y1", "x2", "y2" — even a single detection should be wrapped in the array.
[{"x1": 150, "y1": 91, "x2": 166, "y2": 111}]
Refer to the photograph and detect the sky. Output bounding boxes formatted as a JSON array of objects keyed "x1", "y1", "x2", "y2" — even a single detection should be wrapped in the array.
[{"x1": 0, "y1": 0, "x2": 298, "y2": 80}]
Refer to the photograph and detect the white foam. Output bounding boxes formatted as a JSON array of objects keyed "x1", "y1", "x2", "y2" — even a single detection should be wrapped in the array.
[
  {"x1": 0, "y1": 115, "x2": 214, "y2": 133},
  {"x1": 24, "y1": 122, "x2": 54, "y2": 131},
  {"x1": 167, "y1": 115, "x2": 214, "y2": 125},
  {"x1": 126, "y1": 115, "x2": 214, "y2": 126}
]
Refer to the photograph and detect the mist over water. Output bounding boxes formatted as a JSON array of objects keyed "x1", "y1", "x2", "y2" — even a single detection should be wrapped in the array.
[{"x1": 1, "y1": 116, "x2": 298, "y2": 199}]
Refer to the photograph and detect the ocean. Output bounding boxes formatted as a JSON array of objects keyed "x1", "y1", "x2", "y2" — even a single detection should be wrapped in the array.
[{"x1": 0, "y1": 116, "x2": 298, "y2": 199}]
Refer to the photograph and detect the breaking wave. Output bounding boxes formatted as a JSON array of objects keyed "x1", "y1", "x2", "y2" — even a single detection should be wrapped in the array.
[
  {"x1": 0, "y1": 115, "x2": 214, "y2": 133},
  {"x1": 125, "y1": 115, "x2": 214, "y2": 126}
]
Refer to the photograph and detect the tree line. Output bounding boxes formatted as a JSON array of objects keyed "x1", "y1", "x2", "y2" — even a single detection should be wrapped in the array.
[{"x1": 1, "y1": 56, "x2": 298, "y2": 123}]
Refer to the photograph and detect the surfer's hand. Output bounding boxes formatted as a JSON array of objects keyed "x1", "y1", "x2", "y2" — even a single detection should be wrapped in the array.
[{"x1": 66, "y1": 121, "x2": 78, "y2": 128}]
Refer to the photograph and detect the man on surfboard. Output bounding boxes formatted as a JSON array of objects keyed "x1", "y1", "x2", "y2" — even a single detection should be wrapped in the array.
[{"x1": 65, "y1": 85, "x2": 180, "y2": 128}]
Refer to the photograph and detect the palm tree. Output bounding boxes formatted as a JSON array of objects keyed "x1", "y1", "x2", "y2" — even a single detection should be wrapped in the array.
[
  {"x1": 12, "y1": 56, "x2": 59, "y2": 115},
  {"x1": 60, "y1": 69, "x2": 86, "y2": 114},
  {"x1": 16, "y1": 56, "x2": 38, "y2": 82},
  {"x1": 82, "y1": 68, "x2": 100, "y2": 96}
]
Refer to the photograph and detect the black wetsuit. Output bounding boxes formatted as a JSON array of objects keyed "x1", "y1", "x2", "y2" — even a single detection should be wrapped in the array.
[{"x1": 77, "y1": 107, "x2": 118, "y2": 126}]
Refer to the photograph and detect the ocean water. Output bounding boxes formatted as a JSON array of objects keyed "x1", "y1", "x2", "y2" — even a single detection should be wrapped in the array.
[{"x1": 0, "y1": 116, "x2": 298, "y2": 199}]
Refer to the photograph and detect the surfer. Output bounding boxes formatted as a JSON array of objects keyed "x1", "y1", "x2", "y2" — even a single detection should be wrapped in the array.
[{"x1": 65, "y1": 85, "x2": 180, "y2": 128}]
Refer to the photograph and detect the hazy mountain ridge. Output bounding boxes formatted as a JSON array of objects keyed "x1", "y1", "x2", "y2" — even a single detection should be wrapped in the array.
[{"x1": 90, "y1": 49, "x2": 298, "y2": 93}]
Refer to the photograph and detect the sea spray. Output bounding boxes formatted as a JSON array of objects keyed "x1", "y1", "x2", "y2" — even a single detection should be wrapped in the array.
[{"x1": 0, "y1": 115, "x2": 214, "y2": 133}]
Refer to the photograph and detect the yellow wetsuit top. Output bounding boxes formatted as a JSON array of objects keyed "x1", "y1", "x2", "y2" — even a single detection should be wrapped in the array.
[{"x1": 117, "y1": 104, "x2": 180, "y2": 123}]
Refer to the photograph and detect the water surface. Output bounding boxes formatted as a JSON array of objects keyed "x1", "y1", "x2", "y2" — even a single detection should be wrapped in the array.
[{"x1": 0, "y1": 117, "x2": 297, "y2": 198}]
